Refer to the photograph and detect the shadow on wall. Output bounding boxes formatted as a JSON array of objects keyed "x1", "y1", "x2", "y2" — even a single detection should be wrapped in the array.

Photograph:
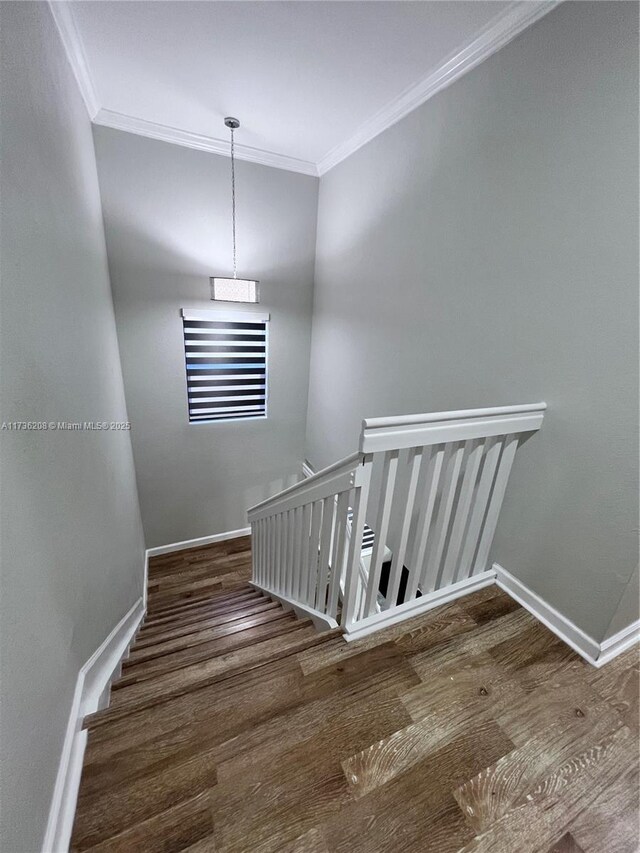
[
  {"x1": 306, "y1": 12, "x2": 639, "y2": 643},
  {"x1": 245, "y1": 471, "x2": 301, "y2": 514}
]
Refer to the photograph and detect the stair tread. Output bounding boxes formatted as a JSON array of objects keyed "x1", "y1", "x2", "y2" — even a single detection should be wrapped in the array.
[
  {"x1": 128, "y1": 605, "x2": 288, "y2": 661},
  {"x1": 142, "y1": 592, "x2": 264, "y2": 630},
  {"x1": 117, "y1": 613, "x2": 301, "y2": 684},
  {"x1": 146, "y1": 582, "x2": 249, "y2": 611},
  {"x1": 139, "y1": 601, "x2": 267, "y2": 638},
  {"x1": 132, "y1": 599, "x2": 280, "y2": 649},
  {"x1": 147, "y1": 541, "x2": 250, "y2": 576},
  {"x1": 147, "y1": 570, "x2": 250, "y2": 599},
  {"x1": 145, "y1": 584, "x2": 257, "y2": 616},
  {"x1": 84, "y1": 627, "x2": 341, "y2": 730}
]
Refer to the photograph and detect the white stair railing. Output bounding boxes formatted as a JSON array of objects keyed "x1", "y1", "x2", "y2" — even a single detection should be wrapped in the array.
[{"x1": 247, "y1": 403, "x2": 545, "y2": 639}]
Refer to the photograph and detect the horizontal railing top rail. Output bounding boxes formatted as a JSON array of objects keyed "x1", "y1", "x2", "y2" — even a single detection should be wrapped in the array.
[
  {"x1": 247, "y1": 451, "x2": 363, "y2": 521},
  {"x1": 360, "y1": 402, "x2": 546, "y2": 453}
]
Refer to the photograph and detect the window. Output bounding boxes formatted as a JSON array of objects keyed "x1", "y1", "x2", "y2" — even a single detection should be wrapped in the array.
[{"x1": 181, "y1": 308, "x2": 269, "y2": 422}]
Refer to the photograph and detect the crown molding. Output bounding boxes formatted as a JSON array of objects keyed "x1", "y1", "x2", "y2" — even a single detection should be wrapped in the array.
[
  {"x1": 316, "y1": 0, "x2": 561, "y2": 176},
  {"x1": 49, "y1": 0, "x2": 559, "y2": 179},
  {"x1": 48, "y1": 0, "x2": 100, "y2": 119},
  {"x1": 93, "y1": 109, "x2": 319, "y2": 176}
]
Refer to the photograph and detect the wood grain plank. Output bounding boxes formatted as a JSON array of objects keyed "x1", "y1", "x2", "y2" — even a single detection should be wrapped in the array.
[
  {"x1": 297, "y1": 601, "x2": 476, "y2": 676},
  {"x1": 456, "y1": 725, "x2": 636, "y2": 853},
  {"x1": 569, "y1": 762, "x2": 639, "y2": 853},
  {"x1": 74, "y1": 792, "x2": 214, "y2": 853},
  {"x1": 454, "y1": 701, "x2": 625, "y2": 833},
  {"x1": 73, "y1": 749, "x2": 217, "y2": 850},
  {"x1": 324, "y1": 721, "x2": 514, "y2": 853}
]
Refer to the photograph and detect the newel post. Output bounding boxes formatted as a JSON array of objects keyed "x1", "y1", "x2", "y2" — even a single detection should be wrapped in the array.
[{"x1": 340, "y1": 455, "x2": 373, "y2": 630}]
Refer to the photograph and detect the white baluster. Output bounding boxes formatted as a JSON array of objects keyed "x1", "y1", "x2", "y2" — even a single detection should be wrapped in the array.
[
  {"x1": 316, "y1": 495, "x2": 334, "y2": 613},
  {"x1": 405, "y1": 445, "x2": 445, "y2": 600},
  {"x1": 286, "y1": 508, "x2": 296, "y2": 597},
  {"x1": 440, "y1": 439, "x2": 484, "y2": 587},
  {"x1": 251, "y1": 522, "x2": 257, "y2": 581},
  {"x1": 254, "y1": 520, "x2": 261, "y2": 585},
  {"x1": 341, "y1": 458, "x2": 373, "y2": 628},
  {"x1": 298, "y1": 503, "x2": 312, "y2": 603},
  {"x1": 421, "y1": 441, "x2": 465, "y2": 593},
  {"x1": 472, "y1": 434, "x2": 519, "y2": 574},
  {"x1": 293, "y1": 506, "x2": 309, "y2": 601},
  {"x1": 457, "y1": 437, "x2": 501, "y2": 580},
  {"x1": 386, "y1": 447, "x2": 423, "y2": 606},
  {"x1": 364, "y1": 449, "x2": 399, "y2": 616},
  {"x1": 274, "y1": 513, "x2": 283, "y2": 593},
  {"x1": 306, "y1": 500, "x2": 323, "y2": 608},
  {"x1": 327, "y1": 491, "x2": 350, "y2": 619},
  {"x1": 264, "y1": 518, "x2": 271, "y2": 589}
]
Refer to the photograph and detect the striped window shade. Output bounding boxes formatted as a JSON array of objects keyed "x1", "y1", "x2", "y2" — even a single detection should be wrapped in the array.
[{"x1": 181, "y1": 308, "x2": 269, "y2": 423}]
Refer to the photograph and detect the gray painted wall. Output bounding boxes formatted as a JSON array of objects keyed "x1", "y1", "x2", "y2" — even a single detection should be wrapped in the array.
[
  {"x1": 306, "y1": 1, "x2": 639, "y2": 643},
  {"x1": 0, "y1": 4, "x2": 146, "y2": 851},
  {"x1": 92, "y1": 127, "x2": 319, "y2": 548}
]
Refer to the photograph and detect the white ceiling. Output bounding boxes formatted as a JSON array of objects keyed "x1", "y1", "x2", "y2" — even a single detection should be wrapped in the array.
[{"x1": 54, "y1": 1, "x2": 557, "y2": 175}]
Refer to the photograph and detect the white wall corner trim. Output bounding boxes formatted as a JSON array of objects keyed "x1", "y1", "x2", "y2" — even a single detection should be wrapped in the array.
[
  {"x1": 42, "y1": 597, "x2": 144, "y2": 853},
  {"x1": 494, "y1": 563, "x2": 639, "y2": 668},
  {"x1": 47, "y1": 1, "x2": 100, "y2": 119},
  {"x1": 93, "y1": 109, "x2": 319, "y2": 176},
  {"x1": 316, "y1": 0, "x2": 561, "y2": 175},
  {"x1": 145, "y1": 527, "x2": 252, "y2": 558},
  {"x1": 302, "y1": 460, "x2": 316, "y2": 479}
]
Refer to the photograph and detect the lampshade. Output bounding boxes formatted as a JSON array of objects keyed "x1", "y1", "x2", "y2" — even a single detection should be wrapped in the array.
[{"x1": 210, "y1": 277, "x2": 259, "y2": 303}]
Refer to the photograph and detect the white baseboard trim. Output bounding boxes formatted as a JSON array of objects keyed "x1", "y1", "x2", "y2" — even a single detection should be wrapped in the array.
[
  {"x1": 343, "y1": 570, "x2": 497, "y2": 642},
  {"x1": 597, "y1": 619, "x2": 640, "y2": 667},
  {"x1": 143, "y1": 549, "x2": 149, "y2": 611},
  {"x1": 43, "y1": 597, "x2": 144, "y2": 852},
  {"x1": 145, "y1": 527, "x2": 251, "y2": 558},
  {"x1": 495, "y1": 563, "x2": 600, "y2": 664},
  {"x1": 494, "y1": 563, "x2": 640, "y2": 668}
]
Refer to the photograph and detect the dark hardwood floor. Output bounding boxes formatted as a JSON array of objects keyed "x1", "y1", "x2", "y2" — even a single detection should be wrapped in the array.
[{"x1": 71, "y1": 536, "x2": 640, "y2": 852}]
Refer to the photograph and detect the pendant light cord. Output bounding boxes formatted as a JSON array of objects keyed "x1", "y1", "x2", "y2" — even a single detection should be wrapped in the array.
[{"x1": 230, "y1": 127, "x2": 237, "y2": 280}]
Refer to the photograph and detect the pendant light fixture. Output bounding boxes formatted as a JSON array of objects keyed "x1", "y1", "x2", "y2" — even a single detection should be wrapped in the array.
[{"x1": 210, "y1": 117, "x2": 260, "y2": 303}]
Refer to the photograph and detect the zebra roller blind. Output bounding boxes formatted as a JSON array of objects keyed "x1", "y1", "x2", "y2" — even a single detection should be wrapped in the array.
[{"x1": 181, "y1": 308, "x2": 269, "y2": 422}]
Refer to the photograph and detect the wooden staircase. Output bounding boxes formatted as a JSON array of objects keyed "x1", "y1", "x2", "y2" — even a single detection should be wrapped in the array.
[{"x1": 72, "y1": 537, "x2": 339, "y2": 850}]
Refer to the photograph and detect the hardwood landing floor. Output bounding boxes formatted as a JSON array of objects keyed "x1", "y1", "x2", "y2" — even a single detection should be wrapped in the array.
[{"x1": 72, "y1": 537, "x2": 639, "y2": 853}]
